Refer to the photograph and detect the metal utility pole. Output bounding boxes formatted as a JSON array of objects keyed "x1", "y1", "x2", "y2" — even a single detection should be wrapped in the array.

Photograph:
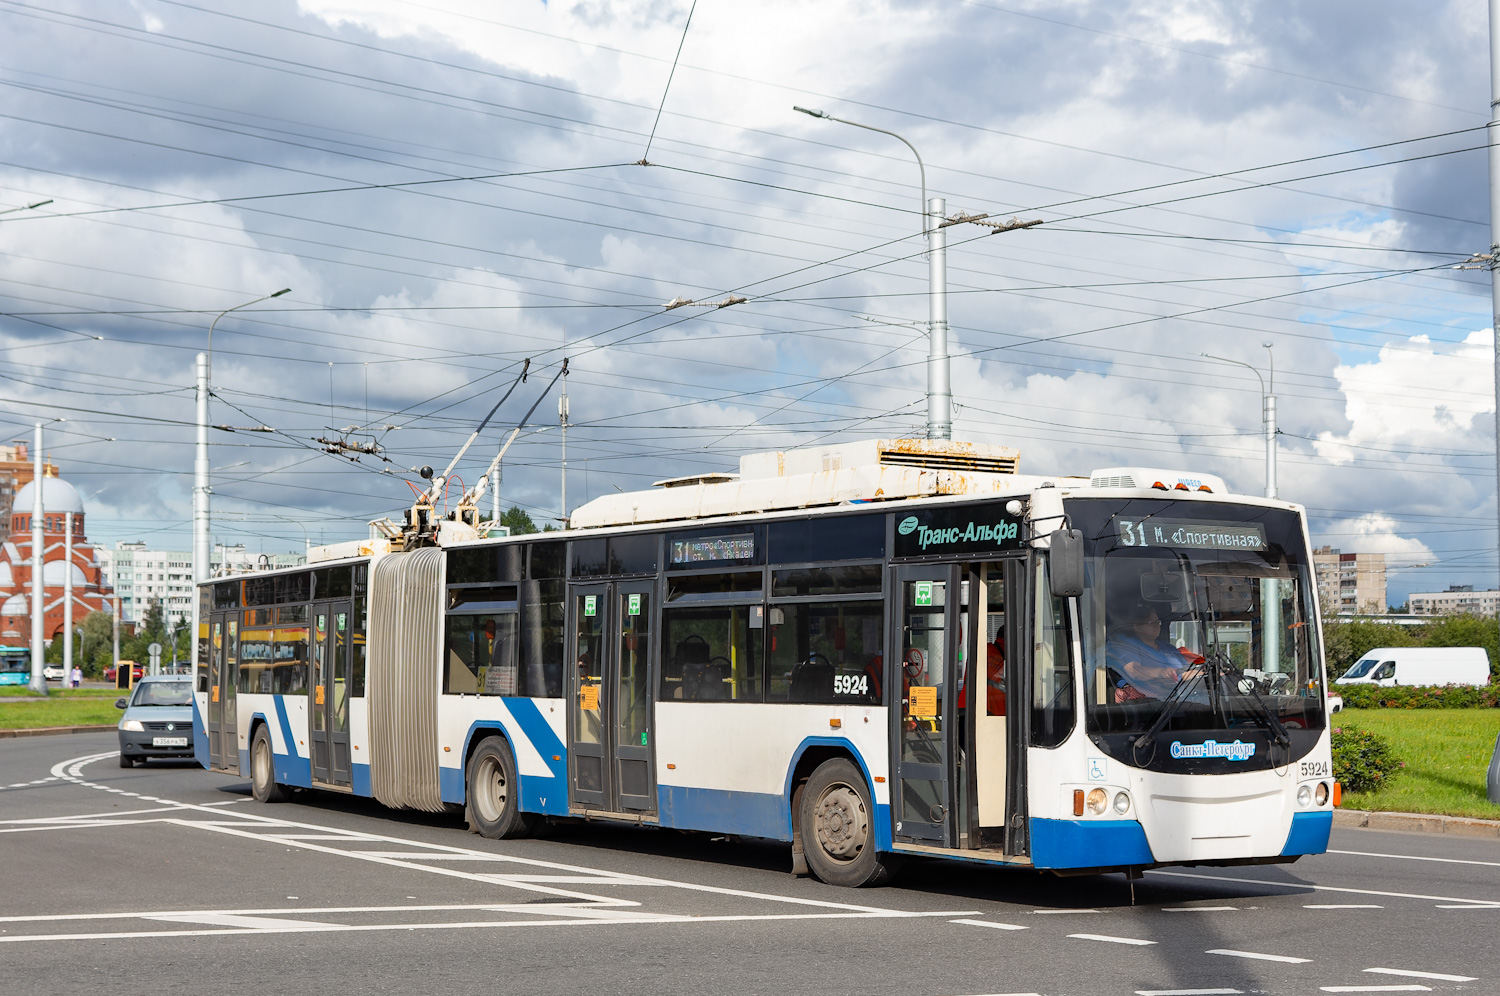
[
  {"x1": 1490, "y1": 0, "x2": 1500, "y2": 592},
  {"x1": 28, "y1": 423, "x2": 45, "y2": 694},
  {"x1": 793, "y1": 107, "x2": 950, "y2": 439},
  {"x1": 195, "y1": 288, "x2": 289, "y2": 685},
  {"x1": 491, "y1": 466, "x2": 501, "y2": 524},
  {"x1": 1202, "y1": 350, "x2": 1276, "y2": 499},
  {"x1": 1263, "y1": 343, "x2": 1277, "y2": 501},
  {"x1": 112, "y1": 595, "x2": 120, "y2": 678},
  {"x1": 559, "y1": 380, "x2": 570, "y2": 523},
  {"x1": 63, "y1": 511, "x2": 73, "y2": 682},
  {"x1": 927, "y1": 195, "x2": 951, "y2": 440}
]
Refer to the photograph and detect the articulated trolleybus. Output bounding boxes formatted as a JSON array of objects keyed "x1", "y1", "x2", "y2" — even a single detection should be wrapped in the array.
[{"x1": 194, "y1": 439, "x2": 1333, "y2": 887}]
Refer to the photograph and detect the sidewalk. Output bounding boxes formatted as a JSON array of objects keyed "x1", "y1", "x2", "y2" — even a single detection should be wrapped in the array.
[
  {"x1": 0, "y1": 724, "x2": 115, "y2": 738},
  {"x1": 1335, "y1": 808, "x2": 1500, "y2": 839}
]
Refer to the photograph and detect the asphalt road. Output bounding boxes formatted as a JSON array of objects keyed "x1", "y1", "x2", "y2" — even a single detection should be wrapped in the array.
[{"x1": 2, "y1": 733, "x2": 1496, "y2": 996}]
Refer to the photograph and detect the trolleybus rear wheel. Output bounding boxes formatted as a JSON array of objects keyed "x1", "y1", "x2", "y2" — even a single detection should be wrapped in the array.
[
  {"x1": 250, "y1": 725, "x2": 286, "y2": 803},
  {"x1": 799, "y1": 758, "x2": 898, "y2": 887},
  {"x1": 466, "y1": 736, "x2": 537, "y2": 839}
]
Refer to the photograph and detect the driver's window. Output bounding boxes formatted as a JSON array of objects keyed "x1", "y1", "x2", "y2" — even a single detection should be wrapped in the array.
[
  {"x1": 1373, "y1": 661, "x2": 1395, "y2": 681},
  {"x1": 765, "y1": 598, "x2": 884, "y2": 704}
]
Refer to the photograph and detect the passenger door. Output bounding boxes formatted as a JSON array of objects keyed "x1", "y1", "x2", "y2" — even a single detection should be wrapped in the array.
[
  {"x1": 310, "y1": 600, "x2": 353, "y2": 787},
  {"x1": 891, "y1": 565, "x2": 957, "y2": 845},
  {"x1": 566, "y1": 582, "x2": 657, "y2": 814}
]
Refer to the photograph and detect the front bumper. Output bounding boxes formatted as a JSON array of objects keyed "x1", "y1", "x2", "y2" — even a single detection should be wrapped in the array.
[{"x1": 118, "y1": 730, "x2": 195, "y2": 759}]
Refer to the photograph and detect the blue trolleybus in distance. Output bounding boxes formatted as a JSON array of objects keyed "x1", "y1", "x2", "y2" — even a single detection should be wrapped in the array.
[
  {"x1": 194, "y1": 439, "x2": 1335, "y2": 887},
  {"x1": 0, "y1": 646, "x2": 31, "y2": 686}
]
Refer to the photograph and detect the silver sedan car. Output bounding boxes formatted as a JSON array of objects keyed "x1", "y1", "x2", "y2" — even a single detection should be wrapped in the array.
[{"x1": 116, "y1": 676, "x2": 195, "y2": 767}]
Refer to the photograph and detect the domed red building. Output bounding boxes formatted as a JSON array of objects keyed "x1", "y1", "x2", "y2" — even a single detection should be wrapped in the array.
[{"x1": 0, "y1": 475, "x2": 114, "y2": 642}]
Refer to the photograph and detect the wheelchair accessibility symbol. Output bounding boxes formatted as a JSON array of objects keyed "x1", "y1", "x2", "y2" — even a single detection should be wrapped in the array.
[{"x1": 1088, "y1": 757, "x2": 1106, "y2": 781}]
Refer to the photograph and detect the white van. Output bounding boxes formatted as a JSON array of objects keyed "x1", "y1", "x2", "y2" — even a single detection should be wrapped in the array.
[{"x1": 1336, "y1": 646, "x2": 1491, "y2": 687}]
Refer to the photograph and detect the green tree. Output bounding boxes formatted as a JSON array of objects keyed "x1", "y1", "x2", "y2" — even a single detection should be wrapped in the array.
[
  {"x1": 80, "y1": 610, "x2": 113, "y2": 675},
  {"x1": 1322, "y1": 618, "x2": 1416, "y2": 679},
  {"x1": 499, "y1": 505, "x2": 541, "y2": 535}
]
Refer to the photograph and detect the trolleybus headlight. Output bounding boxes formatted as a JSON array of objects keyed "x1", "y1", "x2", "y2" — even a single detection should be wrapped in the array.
[
  {"x1": 1297, "y1": 784, "x2": 1312, "y2": 807},
  {"x1": 1113, "y1": 791, "x2": 1130, "y2": 815},
  {"x1": 1315, "y1": 782, "x2": 1330, "y2": 806},
  {"x1": 120, "y1": 719, "x2": 143, "y2": 732},
  {"x1": 1086, "y1": 788, "x2": 1108, "y2": 815}
]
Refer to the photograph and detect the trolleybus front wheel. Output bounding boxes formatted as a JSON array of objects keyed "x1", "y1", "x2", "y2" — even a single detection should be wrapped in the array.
[
  {"x1": 466, "y1": 736, "x2": 538, "y2": 839},
  {"x1": 799, "y1": 758, "x2": 898, "y2": 887},
  {"x1": 250, "y1": 725, "x2": 286, "y2": 803}
]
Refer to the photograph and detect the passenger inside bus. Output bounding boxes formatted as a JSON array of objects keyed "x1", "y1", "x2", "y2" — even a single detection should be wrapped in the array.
[{"x1": 1104, "y1": 601, "x2": 1203, "y2": 701}]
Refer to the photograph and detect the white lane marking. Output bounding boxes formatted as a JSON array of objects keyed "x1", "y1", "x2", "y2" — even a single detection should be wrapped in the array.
[
  {"x1": 1161, "y1": 906, "x2": 1237, "y2": 912},
  {"x1": 1149, "y1": 870, "x2": 1500, "y2": 909},
  {"x1": 1434, "y1": 904, "x2": 1498, "y2": 909},
  {"x1": 33, "y1": 750, "x2": 986, "y2": 929},
  {"x1": 0, "y1": 902, "x2": 609, "y2": 925},
  {"x1": 950, "y1": 918, "x2": 1028, "y2": 931},
  {"x1": 1069, "y1": 932, "x2": 1155, "y2": 946},
  {"x1": 0, "y1": 909, "x2": 972, "y2": 944},
  {"x1": 1319, "y1": 987, "x2": 1430, "y2": 993},
  {"x1": 146, "y1": 913, "x2": 343, "y2": 929},
  {"x1": 1305, "y1": 904, "x2": 1383, "y2": 909},
  {"x1": 1365, "y1": 967, "x2": 1479, "y2": 982},
  {"x1": 1032, "y1": 908, "x2": 1101, "y2": 914},
  {"x1": 1205, "y1": 949, "x2": 1312, "y2": 964},
  {"x1": 1135, "y1": 989, "x2": 1243, "y2": 995},
  {"x1": 1330, "y1": 848, "x2": 1500, "y2": 869}
]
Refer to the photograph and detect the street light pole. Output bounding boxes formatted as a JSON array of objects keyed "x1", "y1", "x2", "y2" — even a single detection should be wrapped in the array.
[
  {"x1": 1202, "y1": 348, "x2": 1277, "y2": 500},
  {"x1": 28, "y1": 422, "x2": 45, "y2": 695},
  {"x1": 793, "y1": 107, "x2": 950, "y2": 439},
  {"x1": 196, "y1": 288, "x2": 290, "y2": 590}
]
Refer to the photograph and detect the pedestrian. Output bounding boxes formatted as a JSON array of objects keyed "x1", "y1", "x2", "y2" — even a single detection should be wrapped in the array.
[{"x1": 70, "y1": 665, "x2": 81, "y2": 688}]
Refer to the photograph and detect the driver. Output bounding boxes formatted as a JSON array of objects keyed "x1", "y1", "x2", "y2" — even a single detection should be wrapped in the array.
[{"x1": 1105, "y1": 601, "x2": 1202, "y2": 701}]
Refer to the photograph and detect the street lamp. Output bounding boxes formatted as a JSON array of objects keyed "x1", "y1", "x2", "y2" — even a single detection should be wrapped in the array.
[
  {"x1": 1202, "y1": 344, "x2": 1277, "y2": 500},
  {"x1": 195, "y1": 288, "x2": 290, "y2": 589},
  {"x1": 793, "y1": 107, "x2": 951, "y2": 440}
]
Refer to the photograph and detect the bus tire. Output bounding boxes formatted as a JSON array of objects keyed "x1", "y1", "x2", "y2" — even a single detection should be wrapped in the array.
[
  {"x1": 466, "y1": 736, "x2": 537, "y2": 839},
  {"x1": 799, "y1": 758, "x2": 898, "y2": 887},
  {"x1": 250, "y1": 725, "x2": 286, "y2": 803}
]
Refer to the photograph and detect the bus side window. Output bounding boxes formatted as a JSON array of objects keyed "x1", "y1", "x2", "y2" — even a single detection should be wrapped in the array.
[
  {"x1": 661, "y1": 605, "x2": 763, "y2": 701},
  {"x1": 1031, "y1": 561, "x2": 1075, "y2": 748}
]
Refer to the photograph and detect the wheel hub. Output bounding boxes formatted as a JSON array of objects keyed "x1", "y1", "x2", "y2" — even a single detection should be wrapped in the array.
[{"x1": 814, "y1": 785, "x2": 867, "y2": 859}]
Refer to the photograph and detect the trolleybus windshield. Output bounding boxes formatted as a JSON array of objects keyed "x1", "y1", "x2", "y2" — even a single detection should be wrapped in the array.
[
  {"x1": 1071, "y1": 498, "x2": 1325, "y2": 773},
  {"x1": 0, "y1": 649, "x2": 27, "y2": 685}
]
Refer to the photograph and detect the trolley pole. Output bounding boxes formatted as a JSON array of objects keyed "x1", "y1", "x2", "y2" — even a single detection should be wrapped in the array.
[
  {"x1": 28, "y1": 422, "x2": 45, "y2": 694},
  {"x1": 559, "y1": 380, "x2": 569, "y2": 524},
  {"x1": 1489, "y1": 0, "x2": 1500, "y2": 594}
]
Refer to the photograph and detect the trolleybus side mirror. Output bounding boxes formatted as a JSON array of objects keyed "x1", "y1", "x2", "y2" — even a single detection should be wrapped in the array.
[{"x1": 1048, "y1": 528, "x2": 1084, "y2": 598}]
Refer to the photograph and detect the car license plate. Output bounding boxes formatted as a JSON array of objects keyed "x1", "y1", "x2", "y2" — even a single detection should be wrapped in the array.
[{"x1": 152, "y1": 736, "x2": 187, "y2": 747}]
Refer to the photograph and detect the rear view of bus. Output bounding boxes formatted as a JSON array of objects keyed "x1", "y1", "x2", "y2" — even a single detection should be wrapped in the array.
[
  {"x1": 0, "y1": 646, "x2": 29, "y2": 686},
  {"x1": 1033, "y1": 493, "x2": 1333, "y2": 869}
]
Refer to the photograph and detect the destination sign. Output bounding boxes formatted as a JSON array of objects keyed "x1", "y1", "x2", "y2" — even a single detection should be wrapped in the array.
[
  {"x1": 670, "y1": 534, "x2": 755, "y2": 565},
  {"x1": 1117, "y1": 518, "x2": 1266, "y2": 551}
]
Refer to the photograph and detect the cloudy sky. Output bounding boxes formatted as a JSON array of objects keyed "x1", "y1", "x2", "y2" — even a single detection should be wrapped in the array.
[{"x1": 0, "y1": 0, "x2": 1493, "y2": 605}]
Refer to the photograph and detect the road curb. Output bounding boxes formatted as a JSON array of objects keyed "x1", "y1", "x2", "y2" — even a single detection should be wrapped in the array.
[
  {"x1": 0, "y1": 724, "x2": 115, "y2": 739},
  {"x1": 1336, "y1": 808, "x2": 1500, "y2": 839}
]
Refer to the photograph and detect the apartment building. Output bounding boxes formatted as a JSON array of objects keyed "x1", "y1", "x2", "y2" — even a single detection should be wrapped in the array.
[
  {"x1": 101, "y1": 543, "x2": 305, "y2": 626},
  {"x1": 1312, "y1": 545, "x2": 1388, "y2": 615},
  {"x1": 1409, "y1": 585, "x2": 1500, "y2": 618}
]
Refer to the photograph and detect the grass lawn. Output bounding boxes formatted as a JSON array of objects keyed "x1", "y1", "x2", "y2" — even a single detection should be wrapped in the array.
[
  {"x1": 0, "y1": 686, "x2": 124, "y2": 698},
  {"x1": 1338, "y1": 708, "x2": 1500, "y2": 820},
  {"x1": 0, "y1": 694, "x2": 123, "y2": 729}
]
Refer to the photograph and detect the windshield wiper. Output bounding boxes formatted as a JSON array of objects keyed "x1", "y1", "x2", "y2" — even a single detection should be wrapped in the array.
[
  {"x1": 1210, "y1": 652, "x2": 1290, "y2": 749},
  {"x1": 1134, "y1": 667, "x2": 1206, "y2": 750}
]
